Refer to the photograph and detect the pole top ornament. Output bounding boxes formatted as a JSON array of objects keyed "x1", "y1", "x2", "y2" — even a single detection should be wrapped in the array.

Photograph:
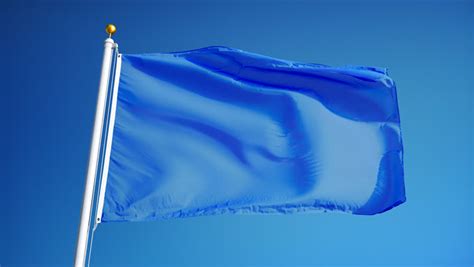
[{"x1": 105, "y1": 24, "x2": 116, "y2": 38}]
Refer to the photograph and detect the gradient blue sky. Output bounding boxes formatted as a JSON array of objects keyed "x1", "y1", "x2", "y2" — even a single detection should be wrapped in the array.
[{"x1": 1, "y1": 0, "x2": 473, "y2": 266}]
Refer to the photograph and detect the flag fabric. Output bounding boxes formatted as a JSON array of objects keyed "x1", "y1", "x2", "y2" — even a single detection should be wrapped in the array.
[{"x1": 101, "y1": 46, "x2": 405, "y2": 222}]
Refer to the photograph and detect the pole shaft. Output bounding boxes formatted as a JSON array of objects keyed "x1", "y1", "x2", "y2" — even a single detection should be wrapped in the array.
[
  {"x1": 96, "y1": 53, "x2": 122, "y2": 224},
  {"x1": 74, "y1": 38, "x2": 115, "y2": 267}
]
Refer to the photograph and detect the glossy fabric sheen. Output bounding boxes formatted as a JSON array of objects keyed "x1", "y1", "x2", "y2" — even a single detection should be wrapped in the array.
[{"x1": 102, "y1": 47, "x2": 405, "y2": 222}]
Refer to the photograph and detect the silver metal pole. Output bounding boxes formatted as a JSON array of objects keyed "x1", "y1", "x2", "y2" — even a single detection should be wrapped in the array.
[
  {"x1": 96, "y1": 52, "x2": 122, "y2": 224},
  {"x1": 74, "y1": 36, "x2": 115, "y2": 267}
]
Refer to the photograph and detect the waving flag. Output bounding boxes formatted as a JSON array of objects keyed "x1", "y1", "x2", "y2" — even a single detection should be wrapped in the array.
[{"x1": 99, "y1": 46, "x2": 405, "y2": 222}]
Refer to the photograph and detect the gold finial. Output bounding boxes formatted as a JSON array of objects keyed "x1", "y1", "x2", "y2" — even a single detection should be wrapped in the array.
[{"x1": 105, "y1": 24, "x2": 117, "y2": 38}]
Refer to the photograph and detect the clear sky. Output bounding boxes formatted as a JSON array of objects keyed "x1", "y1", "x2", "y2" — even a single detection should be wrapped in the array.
[{"x1": 1, "y1": 0, "x2": 473, "y2": 266}]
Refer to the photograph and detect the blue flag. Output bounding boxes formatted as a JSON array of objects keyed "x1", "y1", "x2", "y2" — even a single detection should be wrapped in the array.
[{"x1": 101, "y1": 47, "x2": 405, "y2": 222}]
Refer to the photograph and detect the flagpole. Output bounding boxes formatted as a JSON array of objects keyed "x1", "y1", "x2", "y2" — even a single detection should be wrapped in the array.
[{"x1": 74, "y1": 24, "x2": 117, "y2": 267}]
